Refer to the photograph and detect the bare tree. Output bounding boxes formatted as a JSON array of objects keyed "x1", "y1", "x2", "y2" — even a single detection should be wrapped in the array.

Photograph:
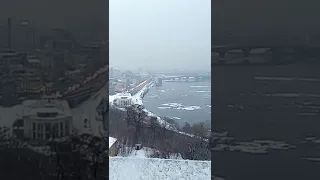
[
  {"x1": 47, "y1": 132, "x2": 108, "y2": 180},
  {"x1": 148, "y1": 116, "x2": 158, "y2": 141},
  {"x1": 182, "y1": 122, "x2": 191, "y2": 133},
  {"x1": 125, "y1": 104, "x2": 145, "y2": 145}
]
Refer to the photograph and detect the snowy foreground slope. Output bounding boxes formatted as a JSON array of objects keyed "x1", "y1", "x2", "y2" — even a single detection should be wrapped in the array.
[{"x1": 109, "y1": 157, "x2": 211, "y2": 180}]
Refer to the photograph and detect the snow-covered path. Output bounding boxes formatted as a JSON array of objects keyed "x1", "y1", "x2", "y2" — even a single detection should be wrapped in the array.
[
  {"x1": 131, "y1": 81, "x2": 153, "y2": 106},
  {"x1": 109, "y1": 157, "x2": 211, "y2": 180}
]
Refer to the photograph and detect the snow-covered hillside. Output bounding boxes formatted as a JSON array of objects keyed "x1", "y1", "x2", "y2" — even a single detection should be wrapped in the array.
[{"x1": 109, "y1": 157, "x2": 211, "y2": 180}]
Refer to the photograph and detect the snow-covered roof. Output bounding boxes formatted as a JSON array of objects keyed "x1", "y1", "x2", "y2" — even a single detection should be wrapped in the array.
[
  {"x1": 109, "y1": 157, "x2": 211, "y2": 180},
  {"x1": 109, "y1": 137, "x2": 117, "y2": 148},
  {"x1": 23, "y1": 99, "x2": 72, "y2": 118},
  {"x1": 116, "y1": 92, "x2": 131, "y2": 98}
]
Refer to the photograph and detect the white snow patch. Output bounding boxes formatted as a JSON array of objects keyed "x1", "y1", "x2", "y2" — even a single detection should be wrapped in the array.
[
  {"x1": 109, "y1": 157, "x2": 211, "y2": 180},
  {"x1": 109, "y1": 137, "x2": 117, "y2": 148},
  {"x1": 119, "y1": 147, "x2": 182, "y2": 159}
]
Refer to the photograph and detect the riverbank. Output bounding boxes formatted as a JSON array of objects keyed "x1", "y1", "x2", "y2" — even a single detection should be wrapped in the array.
[
  {"x1": 109, "y1": 81, "x2": 175, "y2": 130},
  {"x1": 110, "y1": 81, "x2": 210, "y2": 142}
]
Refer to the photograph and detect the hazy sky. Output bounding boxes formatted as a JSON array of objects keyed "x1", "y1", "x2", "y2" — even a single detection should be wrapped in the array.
[
  {"x1": 110, "y1": 0, "x2": 211, "y2": 72},
  {"x1": 0, "y1": 0, "x2": 107, "y2": 39}
]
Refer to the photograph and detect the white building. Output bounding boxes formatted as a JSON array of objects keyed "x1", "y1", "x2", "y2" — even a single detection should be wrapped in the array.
[
  {"x1": 114, "y1": 93, "x2": 133, "y2": 108},
  {"x1": 22, "y1": 96, "x2": 73, "y2": 141}
]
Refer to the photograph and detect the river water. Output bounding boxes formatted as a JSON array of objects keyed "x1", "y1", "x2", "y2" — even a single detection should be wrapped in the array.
[
  {"x1": 143, "y1": 81, "x2": 211, "y2": 127},
  {"x1": 212, "y1": 61, "x2": 320, "y2": 180}
]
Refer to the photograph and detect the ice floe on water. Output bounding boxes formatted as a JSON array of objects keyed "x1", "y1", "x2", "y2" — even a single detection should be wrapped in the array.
[
  {"x1": 190, "y1": 86, "x2": 211, "y2": 88},
  {"x1": 161, "y1": 103, "x2": 201, "y2": 111},
  {"x1": 190, "y1": 91, "x2": 211, "y2": 93},
  {"x1": 301, "y1": 157, "x2": 320, "y2": 162},
  {"x1": 212, "y1": 131, "x2": 295, "y2": 154},
  {"x1": 302, "y1": 136, "x2": 320, "y2": 144},
  {"x1": 178, "y1": 106, "x2": 201, "y2": 111},
  {"x1": 162, "y1": 103, "x2": 183, "y2": 108},
  {"x1": 213, "y1": 140, "x2": 295, "y2": 154},
  {"x1": 206, "y1": 105, "x2": 211, "y2": 108},
  {"x1": 226, "y1": 104, "x2": 244, "y2": 111},
  {"x1": 297, "y1": 113, "x2": 318, "y2": 116},
  {"x1": 147, "y1": 94, "x2": 160, "y2": 99},
  {"x1": 263, "y1": 93, "x2": 320, "y2": 98},
  {"x1": 300, "y1": 137, "x2": 320, "y2": 162},
  {"x1": 158, "y1": 106, "x2": 171, "y2": 109},
  {"x1": 171, "y1": 117, "x2": 181, "y2": 120}
]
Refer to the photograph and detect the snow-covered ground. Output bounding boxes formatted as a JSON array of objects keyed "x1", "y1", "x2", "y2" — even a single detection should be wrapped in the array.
[
  {"x1": 118, "y1": 146, "x2": 183, "y2": 160},
  {"x1": 109, "y1": 137, "x2": 117, "y2": 148},
  {"x1": 109, "y1": 157, "x2": 211, "y2": 180},
  {"x1": 71, "y1": 83, "x2": 107, "y2": 137},
  {"x1": 0, "y1": 104, "x2": 23, "y2": 134}
]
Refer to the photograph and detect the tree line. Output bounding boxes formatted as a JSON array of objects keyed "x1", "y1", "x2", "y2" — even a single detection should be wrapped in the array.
[
  {"x1": 108, "y1": 104, "x2": 211, "y2": 160},
  {"x1": 0, "y1": 125, "x2": 108, "y2": 180}
]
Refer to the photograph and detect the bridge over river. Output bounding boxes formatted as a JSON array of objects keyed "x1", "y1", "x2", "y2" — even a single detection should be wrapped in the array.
[
  {"x1": 160, "y1": 74, "x2": 210, "y2": 82},
  {"x1": 212, "y1": 43, "x2": 320, "y2": 65}
]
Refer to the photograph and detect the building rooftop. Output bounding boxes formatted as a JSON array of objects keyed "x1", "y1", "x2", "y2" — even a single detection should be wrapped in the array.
[
  {"x1": 116, "y1": 93, "x2": 132, "y2": 98},
  {"x1": 23, "y1": 99, "x2": 72, "y2": 118}
]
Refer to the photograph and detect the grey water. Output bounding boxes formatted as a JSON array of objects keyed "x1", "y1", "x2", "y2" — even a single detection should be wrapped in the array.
[{"x1": 143, "y1": 81, "x2": 211, "y2": 127}]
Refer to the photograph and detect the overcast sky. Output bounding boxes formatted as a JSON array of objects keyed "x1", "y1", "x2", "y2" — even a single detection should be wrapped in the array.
[
  {"x1": 110, "y1": 0, "x2": 211, "y2": 72},
  {"x1": 0, "y1": 0, "x2": 107, "y2": 40}
]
